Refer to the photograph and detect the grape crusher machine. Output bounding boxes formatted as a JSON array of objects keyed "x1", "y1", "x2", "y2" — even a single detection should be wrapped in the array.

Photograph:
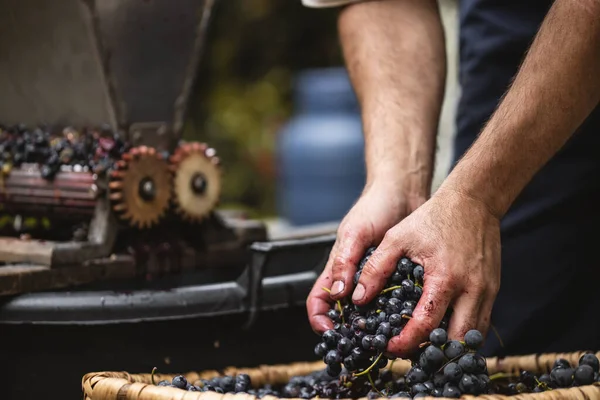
[{"x1": 0, "y1": 0, "x2": 267, "y2": 279}]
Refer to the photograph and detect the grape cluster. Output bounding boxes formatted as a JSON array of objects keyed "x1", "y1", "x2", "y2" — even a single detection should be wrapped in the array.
[
  {"x1": 157, "y1": 374, "x2": 254, "y2": 394},
  {"x1": 0, "y1": 123, "x2": 130, "y2": 180},
  {"x1": 400, "y1": 328, "x2": 491, "y2": 398},
  {"x1": 503, "y1": 353, "x2": 600, "y2": 394},
  {"x1": 312, "y1": 248, "x2": 451, "y2": 397}
]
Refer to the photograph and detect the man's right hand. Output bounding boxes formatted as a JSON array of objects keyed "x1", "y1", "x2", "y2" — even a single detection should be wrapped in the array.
[{"x1": 306, "y1": 182, "x2": 427, "y2": 334}]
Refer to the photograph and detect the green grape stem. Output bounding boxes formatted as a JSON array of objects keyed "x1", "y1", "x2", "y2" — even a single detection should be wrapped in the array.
[
  {"x1": 367, "y1": 371, "x2": 384, "y2": 396},
  {"x1": 380, "y1": 285, "x2": 402, "y2": 295},
  {"x1": 388, "y1": 359, "x2": 396, "y2": 372},
  {"x1": 534, "y1": 377, "x2": 552, "y2": 391},
  {"x1": 151, "y1": 367, "x2": 158, "y2": 385},
  {"x1": 489, "y1": 372, "x2": 519, "y2": 381},
  {"x1": 354, "y1": 353, "x2": 384, "y2": 377}
]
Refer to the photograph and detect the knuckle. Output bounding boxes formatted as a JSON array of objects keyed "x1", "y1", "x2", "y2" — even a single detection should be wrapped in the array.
[
  {"x1": 468, "y1": 280, "x2": 486, "y2": 296},
  {"x1": 332, "y1": 253, "x2": 351, "y2": 271},
  {"x1": 360, "y1": 253, "x2": 390, "y2": 281},
  {"x1": 488, "y1": 280, "x2": 500, "y2": 296},
  {"x1": 382, "y1": 228, "x2": 399, "y2": 243},
  {"x1": 359, "y1": 262, "x2": 379, "y2": 280}
]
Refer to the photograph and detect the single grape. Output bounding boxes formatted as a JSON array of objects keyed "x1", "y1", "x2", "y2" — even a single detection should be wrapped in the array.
[
  {"x1": 406, "y1": 366, "x2": 428, "y2": 384},
  {"x1": 574, "y1": 364, "x2": 595, "y2": 386},
  {"x1": 366, "y1": 317, "x2": 379, "y2": 333},
  {"x1": 397, "y1": 258, "x2": 413, "y2": 276},
  {"x1": 373, "y1": 334, "x2": 388, "y2": 351},
  {"x1": 376, "y1": 322, "x2": 392, "y2": 338},
  {"x1": 411, "y1": 383, "x2": 429, "y2": 395},
  {"x1": 580, "y1": 353, "x2": 600, "y2": 373},
  {"x1": 343, "y1": 355, "x2": 357, "y2": 371},
  {"x1": 362, "y1": 335, "x2": 374, "y2": 351},
  {"x1": 353, "y1": 317, "x2": 367, "y2": 331},
  {"x1": 412, "y1": 286, "x2": 423, "y2": 300},
  {"x1": 425, "y1": 345, "x2": 445, "y2": 369},
  {"x1": 464, "y1": 329, "x2": 484, "y2": 350},
  {"x1": 327, "y1": 309, "x2": 341, "y2": 323},
  {"x1": 459, "y1": 374, "x2": 477, "y2": 394},
  {"x1": 520, "y1": 370, "x2": 536, "y2": 389},
  {"x1": 413, "y1": 265, "x2": 424, "y2": 284},
  {"x1": 458, "y1": 353, "x2": 477, "y2": 373},
  {"x1": 551, "y1": 367, "x2": 574, "y2": 387},
  {"x1": 401, "y1": 279, "x2": 414, "y2": 293},
  {"x1": 389, "y1": 314, "x2": 402, "y2": 327},
  {"x1": 391, "y1": 272, "x2": 404, "y2": 284},
  {"x1": 337, "y1": 337, "x2": 353, "y2": 356},
  {"x1": 376, "y1": 296, "x2": 388, "y2": 308},
  {"x1": 325, "y1": 350, "x2": 343, "y2": 365},
  {"x1": 443, "y1": 362, "x2": 463, "y2": 383},
  {"x1": 172, "y1": 375, "x2": 188, "y2": 389},
  {"x1": 323, "y1": 330, "x2": 340, "y2": 348},
  {"x1": 315, "y1": 342, "x2": 329, "y2": 357},
  {"x1": 429, "y1": 328, "x2": 448, "y2": 347},
  {"x1": 442, "y1": 383, "x2": 461, "y2": 398},
  {"x1": 444, "y1": 340, "x2": 465, "y2": 359}
]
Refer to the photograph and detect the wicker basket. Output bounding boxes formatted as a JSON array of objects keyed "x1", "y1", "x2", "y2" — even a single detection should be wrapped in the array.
[{"x1": 82, "y1": 351, "x2": 600, "y2": 400}]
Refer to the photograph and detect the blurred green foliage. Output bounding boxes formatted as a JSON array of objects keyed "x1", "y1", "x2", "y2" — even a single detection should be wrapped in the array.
[{"x1": 184, "y1": 0, "x2": 343, "y2": 218}]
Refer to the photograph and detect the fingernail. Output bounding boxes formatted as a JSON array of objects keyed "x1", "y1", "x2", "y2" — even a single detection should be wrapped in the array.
[
  {"x1": 331, "y1": 281, "x2": 344, "y2": 296},
  {"x1": 352, "y1": 283, "x2": 366, "y2": 302}
]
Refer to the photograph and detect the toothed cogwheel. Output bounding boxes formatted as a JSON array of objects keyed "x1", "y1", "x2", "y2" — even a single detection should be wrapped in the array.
[
  {"x1": 109, "y1": 146, "x2": 172, "y2": 229},
  {"x1": 170, "y1": 142, "x2": 221, "y2": 222}
]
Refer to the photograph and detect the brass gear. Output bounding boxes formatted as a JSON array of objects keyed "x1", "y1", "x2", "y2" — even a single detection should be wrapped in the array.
[
  {"x1": 170, "y1": 142, "x2": 221, "y2": 222},
  {"x1": 109, "y1": 146, "x2": 172, "y2": 229}
]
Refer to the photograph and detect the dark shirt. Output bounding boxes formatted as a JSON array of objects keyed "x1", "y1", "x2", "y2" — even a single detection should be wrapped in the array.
[{"x1": 456, "y1": 0, "x2": 600, "y2": 357}]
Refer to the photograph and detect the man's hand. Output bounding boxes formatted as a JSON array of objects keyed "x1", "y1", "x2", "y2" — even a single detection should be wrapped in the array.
[
  {"x1": 352, "y1": 188, "x2": 501, "y2": 357},
  {"x1": 307, "y1": 0, "x2": 446, "y2": 336},
  {"x1": 306, "y1": 182, "x2": 427, "y2": 334}
]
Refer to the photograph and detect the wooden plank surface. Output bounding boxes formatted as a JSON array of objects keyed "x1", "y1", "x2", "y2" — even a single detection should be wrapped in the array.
[{"x1": 0, "y1": 237, "x2": 55, "y2": 265}]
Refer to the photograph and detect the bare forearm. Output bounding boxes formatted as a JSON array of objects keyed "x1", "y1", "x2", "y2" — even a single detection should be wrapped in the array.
[
  {"x1": 339, "y1": 0, "x2": 446, "y2": 198},
  {"x1": 442, "y1": 0, "x2": 600, "y2": 217}
]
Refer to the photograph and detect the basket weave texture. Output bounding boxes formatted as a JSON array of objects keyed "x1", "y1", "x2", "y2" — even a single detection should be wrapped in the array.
[{"x1": 82, "y1": 351, "x2": 600, "y2": 400}]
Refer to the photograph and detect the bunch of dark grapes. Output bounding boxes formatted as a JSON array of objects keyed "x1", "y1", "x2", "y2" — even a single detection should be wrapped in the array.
[
  {"x1": 157, "y1": 373, "x2": 255, "y2": 394},
  {"x1": 401, "y1": 328, "x2": 491, "y2": 398},
  {"x1": 156, "y1": 370, "x2": 344, "y2": 398},
  {"x1": 501, "y1": 353, "x2": 600, "y2": 394},
  {"x1": 312, "y1": 247, "x2": 452, "y2": 398},
  {"x1": 0, "y1": 123, "x2": 130, "y2": 180}
]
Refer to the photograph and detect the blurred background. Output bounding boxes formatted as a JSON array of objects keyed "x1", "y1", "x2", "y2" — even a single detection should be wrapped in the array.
[{"x1": 182, "y1": 0, "x2": 459, "y2": 227}]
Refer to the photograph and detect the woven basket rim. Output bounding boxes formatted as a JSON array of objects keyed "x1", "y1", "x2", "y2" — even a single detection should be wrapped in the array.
[{"x1": 82, "y1": 351, "x2": 600, "y2": 400}]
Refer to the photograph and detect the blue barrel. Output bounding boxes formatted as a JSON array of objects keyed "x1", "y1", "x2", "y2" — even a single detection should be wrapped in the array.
[{"x1": 276, "y1": 67, "x2": 366, "y2": 226}]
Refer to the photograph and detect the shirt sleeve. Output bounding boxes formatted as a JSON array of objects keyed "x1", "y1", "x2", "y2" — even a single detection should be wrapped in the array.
[{"x1": 301, "y1": 0, "x2": 365, "y2": 8}]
